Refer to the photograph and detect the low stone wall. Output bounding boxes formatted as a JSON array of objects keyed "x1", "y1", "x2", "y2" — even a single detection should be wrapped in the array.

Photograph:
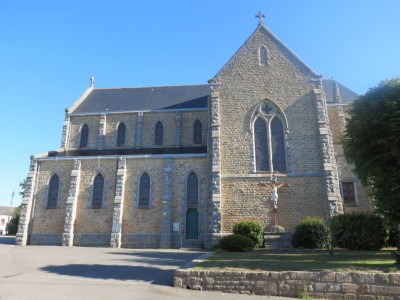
[{"x1": 174, "y1": 269, "x2": 400, "y2": 299}]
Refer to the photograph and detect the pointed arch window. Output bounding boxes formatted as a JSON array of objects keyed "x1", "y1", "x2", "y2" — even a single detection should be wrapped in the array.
[
  {"x1": 253, "y1": 102, "x2": 287, "y2": 172},
  {"x1": 271, "y1": 117, "x2": 286, "y2": 171},
  {"x1": 260, "y1": 46, "x2": 268, "y2": 65},
  {"x1": 193, "y1": 120, "x2": 202, "y2": 144},
  {"x1": 47, "y1": 174, "x2": 59, "y2": 208},
  {"x1": 80, "y1": 124, "x2": 89, "y2": 147},
  {"x1": 92, "y1": 173, "x2": 104, "y2": 208},
  {"x1": 116, "y1": 122, "x2": 126, "y2": 146},
  {"x1": 254, "y1": 118, "x2": 269, "y2": 171},
  {"x1": 187, "y1": 172, "x2": 199, "y2": 202},
  {"x1": 138, "y1": 172, "x2": 150, "y2": 207},
  {"x1": 155, "y1": 121, "x2": 163, "y2": 145}
]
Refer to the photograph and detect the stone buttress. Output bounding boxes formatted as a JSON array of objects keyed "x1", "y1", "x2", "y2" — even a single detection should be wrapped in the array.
[{"x1": 62, "y1": 159, "x2": 81, "y2": 246}]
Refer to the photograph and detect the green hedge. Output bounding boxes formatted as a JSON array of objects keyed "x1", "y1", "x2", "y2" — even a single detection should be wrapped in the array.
[
  {"x1": 233, "y1": 220, "x2": 264, "y2": 248},
  {"x1": 219, "y1": 234, "x2": 255, "y2": 252},
  {"x1": 292, "y1": 217, "x2": 331, "y2": 249},
  {"x1": 331, "y1": 211, "x2": 386, "y2": 250}
]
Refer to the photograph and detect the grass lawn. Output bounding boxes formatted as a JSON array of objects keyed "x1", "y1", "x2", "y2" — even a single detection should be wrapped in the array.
[{"x1": 195, "y1": 249, "x2": 400, "y2": 273}]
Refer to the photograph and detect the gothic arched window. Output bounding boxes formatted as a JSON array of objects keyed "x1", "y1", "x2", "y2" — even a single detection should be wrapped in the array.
[
  {"x1": 254, "y1": 118, "x2": 269, "y2": 171},
  {"x1": 154, "y1": 121, "x2": 163, "y2": 145},
  {"x1": 47, "y1": 174, "x2": 59, "y2": 208},
  {"x1": 271, "y1": 117, "x2": 286, "y2": 172},
  {"x1": 92, "y1": 173, "x2": 104, "y2": 208},
  {"x1": 193, "y1": 120, "x2": 202, "y2": 144},
  {"x1": 139, "y1": 173, "x2": 150, "y2": 207},
  {"x1": 260, "y1": 46, "x2": 268, "y2": 65},
  {"x1": 253, "y1": 101, "x2": 287, "y2": 172},
  {"x1": 187, "y1": 172, "x2": 199, "y2": 202},
  {"x1": 80, "y1": 124, "x2": 89, "y2": 147},
  {"x1": 116, "y1": 122, "x2": 126, "y2": 146}
]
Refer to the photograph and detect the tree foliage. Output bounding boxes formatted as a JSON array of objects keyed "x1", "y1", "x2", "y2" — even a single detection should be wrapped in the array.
[
  {"x1": 343, "y1": 78, "x2": 400, "y2": 222},
  {"x1": 7, "y1": 206, "x2": 20, "y2": 235}
]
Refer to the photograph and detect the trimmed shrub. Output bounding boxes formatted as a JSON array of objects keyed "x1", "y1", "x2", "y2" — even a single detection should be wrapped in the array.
[
  {"x1": 292, "y1": 217, "x2": 331, "y2": 249},
  {"x1": 233, "y1": 220, "x2": 264, "y2": 248},
  {"x1": 331, "y1": 211, "x2": 386, "y2": 250},
  {"x1": 219, "y1": 234, "x2": 255, "y2": 252}
]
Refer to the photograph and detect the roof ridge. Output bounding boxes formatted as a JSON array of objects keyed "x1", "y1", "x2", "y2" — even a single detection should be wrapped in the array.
[{"x1": 93, "y1": 84, "x2": 210, "y2": 90}]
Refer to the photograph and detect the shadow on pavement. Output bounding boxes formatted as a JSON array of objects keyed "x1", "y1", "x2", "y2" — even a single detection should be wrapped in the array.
[
  {"x1": 107, "y1": 250, "x2": 206, "y2": 267},
  {"x1": 41, "y1": 264, "x2": 176, "y2": 285},
  {"x1": 0, "y1": 235, "x2": 15, "y2": 245}
]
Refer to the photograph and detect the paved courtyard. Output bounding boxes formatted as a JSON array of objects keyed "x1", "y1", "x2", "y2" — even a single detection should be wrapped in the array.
[{"x1": 0, "y1": 236, "x2": 291, "y2": 300}]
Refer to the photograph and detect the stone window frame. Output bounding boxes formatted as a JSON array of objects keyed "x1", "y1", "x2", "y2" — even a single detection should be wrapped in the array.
[
  {"x1": 79, "y1": 123, "x2": 89, "y2": 148},
  {"x1": 154, "y1": 120, "x2": 164, "y2": 146},
  {"x1": 340, "y1": 181, "x2": 358, "y2": 207},
  {"x1": 136, "y1": 171, "x2": 154, "y2": 209},
  {"x1": 259, "y1": 45, "x2": 270, "y2": 66},
  {"x1": 251, "y1": 99, "x2": 289, "y2": 173},
  {"x1": 43, "y1": 172, "x2": 62, "y2": 209},
  {"x1": 115, "y1": 122, "x2": 127, "y2": 146},
  {"x1": 88, "y1": 172, "x2": 107, "y2": 209},
  {"x1": 182, "y1": 170, "x2": 202, "y2": 241},
  {"x1": 193, "y1": 119, "x2": 203, "y2": 145}
]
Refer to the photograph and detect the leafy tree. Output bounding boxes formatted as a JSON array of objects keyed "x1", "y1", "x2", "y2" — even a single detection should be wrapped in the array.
[
  {"x1": 7, "y1": 206, "x2": 20, "y2": 235},
  {"x1": 343, "y1": 78, "x2": 400, "y2": 222},
  {"x1": 19, "y1": 179, "x2": 27, "y2": 198}
]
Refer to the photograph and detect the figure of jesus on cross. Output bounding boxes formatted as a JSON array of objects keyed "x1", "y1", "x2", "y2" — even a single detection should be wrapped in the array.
[{"x1": 258, "y1": 174, "x2": 290, "y2": 227}]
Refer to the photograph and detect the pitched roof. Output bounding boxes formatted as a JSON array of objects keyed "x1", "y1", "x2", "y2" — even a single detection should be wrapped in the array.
[
  {"x1": 0, "y1": 206, "x2": 13, "y2": 216},
  {"x1": 71, "y1": 84, "x2": 211, "y2": 114},
  {"x1": 323, "y1": 79, "x2": 358, "y2": 104}
]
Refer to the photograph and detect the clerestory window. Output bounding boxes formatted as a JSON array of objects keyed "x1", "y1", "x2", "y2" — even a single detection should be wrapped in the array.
[{"x1": 47, "y1": 174, "x2": 60, "y2": 208}]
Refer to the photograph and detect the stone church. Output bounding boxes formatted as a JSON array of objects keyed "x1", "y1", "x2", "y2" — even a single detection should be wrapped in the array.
[{"x1": 16, "y1": 15, "x2": 371, "y2": 248}]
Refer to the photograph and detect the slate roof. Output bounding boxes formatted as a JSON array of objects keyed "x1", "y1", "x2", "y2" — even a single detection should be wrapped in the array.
[
  {"x1": 71, "y1": 84, "x2": 211, "y2": 114},
  {"x1": 323, "y1": 79, "x2": 358, "y2": 104}
]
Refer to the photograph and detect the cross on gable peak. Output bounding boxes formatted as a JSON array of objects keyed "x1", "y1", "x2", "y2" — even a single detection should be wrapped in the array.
[{"x1": 255, "y1": 11, "x2": 266, "y2": 24}]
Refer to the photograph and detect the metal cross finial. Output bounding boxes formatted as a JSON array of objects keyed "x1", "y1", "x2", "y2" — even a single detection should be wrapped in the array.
[
  {"x1": 90, "y1": 75, "x2": 95, "y2": 87},
  {"x1": 255, "y1": 11, "x2": 265, "y2": 24}
]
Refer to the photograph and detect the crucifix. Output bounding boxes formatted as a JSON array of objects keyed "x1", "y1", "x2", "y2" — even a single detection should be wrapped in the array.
[
  {"x1": 258, "y1": 174, "x2": 290, "y2": 227},
  {"x1": 255, "y1": 11, "x2": 265, "y2": 24}
]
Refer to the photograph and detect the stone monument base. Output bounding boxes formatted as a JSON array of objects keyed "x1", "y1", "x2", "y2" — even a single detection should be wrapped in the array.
[{"x1": 264, "y1": 225, "x2": 292, "y2": 249}]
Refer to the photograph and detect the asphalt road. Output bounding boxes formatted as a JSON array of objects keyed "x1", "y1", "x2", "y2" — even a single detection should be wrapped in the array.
[{"x1": 0, "y1": 236, "x2": 292, "y2": 300}]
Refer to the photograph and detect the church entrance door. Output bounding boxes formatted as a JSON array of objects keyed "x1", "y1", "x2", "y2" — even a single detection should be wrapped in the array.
[{"x1": 186, "y1": 209, "x2": 198, "y2": 239}]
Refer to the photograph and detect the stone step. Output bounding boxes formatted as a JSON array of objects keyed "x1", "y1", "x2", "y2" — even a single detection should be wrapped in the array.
[{"x1": 264, "y1": 232, "x2": 293, "y2": 249}]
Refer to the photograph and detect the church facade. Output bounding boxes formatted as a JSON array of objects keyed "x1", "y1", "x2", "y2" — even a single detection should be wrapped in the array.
[{"x1": 16, "y1": 18, "x2": 370, "y2": 248}]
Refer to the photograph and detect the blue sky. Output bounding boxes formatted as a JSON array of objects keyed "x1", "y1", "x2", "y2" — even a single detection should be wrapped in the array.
[{"x1": 1, "y1": 1, "x2": 399, "y2": 207}]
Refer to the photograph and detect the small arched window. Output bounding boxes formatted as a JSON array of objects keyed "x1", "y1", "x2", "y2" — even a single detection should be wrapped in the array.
[
  {"x1": 187, "y1": 172, "x2": 199, "y2": 202},
  {"x1": 47, "y1": 174, "x2": 59, "y2": 208},
  {"x1": 193, "y1": 120, "x2": 202, "y2": 144},
  {"x1": 80, "y1": 124, "x2": 89, "y2": 147},
  {"x1": 92, "y1": 173, "x2": 104, "y2": 208},
  {"x1": 254, "y1": 118, "x2": 269, "y2": 171},
  {"x1": 155, "y1": 121, "x2": 163, "y2": 145},
  {"x1": 260, "y1": 46, "x2": 268, "y2": 65},
  {"x1": 139, "y1": 173, "x2": 151, "y2": 207},
  {"x1": 116, "y1": 123, "x2": 126, "y2": 146}
]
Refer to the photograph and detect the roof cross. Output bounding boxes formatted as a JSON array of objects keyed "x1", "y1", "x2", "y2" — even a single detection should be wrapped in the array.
[{"x1": 255, "y1": 11, "x2": 265, "y2": 24}]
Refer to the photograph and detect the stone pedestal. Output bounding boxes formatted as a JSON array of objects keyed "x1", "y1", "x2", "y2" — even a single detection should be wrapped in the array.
[{"x1": 264, "y1": 231, "x2": 293, "y2": 250}]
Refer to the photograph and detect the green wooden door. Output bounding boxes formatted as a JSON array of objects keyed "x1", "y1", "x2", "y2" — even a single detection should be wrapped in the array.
[{"x1": 186, "y1": 209, "x2": 198, "y2": 239}]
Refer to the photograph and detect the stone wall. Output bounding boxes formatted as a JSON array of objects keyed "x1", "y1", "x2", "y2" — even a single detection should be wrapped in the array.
[
  {"x1": 174, "y1": 269, "x2": 400, "y2": 299},
  {"x1": 28, "y1": 154, "x2": 208, "y2": 247},
  {"x1": 213, "y1": 24, "x2": 343, "y2": 233},
  {"x1": 221, "y1": 176, "x2": 328, "y2": 233}
]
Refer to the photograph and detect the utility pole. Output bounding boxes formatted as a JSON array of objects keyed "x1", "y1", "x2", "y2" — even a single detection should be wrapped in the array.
[{"x1": 8, "y1": 191, "x2": 14, "y2": 222}]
